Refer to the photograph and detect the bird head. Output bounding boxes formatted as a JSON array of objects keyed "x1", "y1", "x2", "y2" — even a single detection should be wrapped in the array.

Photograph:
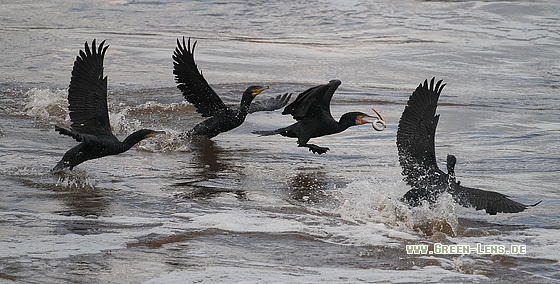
[
  {"x1": 355, "y1": 113, "x2": 373, "y2": 125},
  {"x1": 339, "y1": 112, "x2": 374, "y2": 128},
  {"x1": 446, "y1": 154, "x2": 457, "y2": 175},
  {"x1": 349, "y1": 108, "x2": 386, "y2": 131},
  {"x1": 245, "y1": 85, "x2": 269, "y2": 97},
  {"x1": 142, "y1": 129, "x2": 166, "y2": 139}
]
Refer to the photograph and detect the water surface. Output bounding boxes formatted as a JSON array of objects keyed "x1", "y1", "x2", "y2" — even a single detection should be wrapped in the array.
[{"x1": 1, "y1": 0, "x2": 559, "y2": 283}]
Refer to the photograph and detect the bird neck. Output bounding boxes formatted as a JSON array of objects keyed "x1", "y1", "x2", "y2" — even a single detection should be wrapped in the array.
[
  {"x1": 121, "y1": 130, "x2": 149, "y2": 152},
  {"x1": 336, "y1": 113, "x2": 360, "y2": 132},
  {"x1": 334, "y1": 122, "x2": 353, "y2": 134},
  {"x1": 237, "y1": 93, "x2": 255, "y2": 116}
]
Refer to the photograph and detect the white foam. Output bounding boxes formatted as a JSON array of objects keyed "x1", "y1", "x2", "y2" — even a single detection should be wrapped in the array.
[
  {"x1": 22, "y1": 88, "x2": 150, "y2": 142},
  {"x1": 132, "y1": 100, "x2": 190, "y2": 112},
  {"x1": 55, "y1": 168, "x2": 98, "y2": 190},
  {"x1": 136, "y1": 130, "x2": 193, "y2": 153},
  {"x1": 337, "y1": 178, "x2": 461, "y2": 237},
  {"x1": 23, "y1": 88, "x2": 68, "y2": 121},
  {"x1": 174, "y1": 203, "x2": 414, "y2": 248},
  {"x1": 108, "y1": 104, "x2": 142, "y2": 136}
]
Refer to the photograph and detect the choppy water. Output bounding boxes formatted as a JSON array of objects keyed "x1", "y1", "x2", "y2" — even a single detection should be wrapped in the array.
[{"x1": 1, "y1": 0, "x2": 559, "y2": 283}]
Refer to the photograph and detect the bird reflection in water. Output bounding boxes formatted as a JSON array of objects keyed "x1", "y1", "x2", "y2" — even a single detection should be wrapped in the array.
[
  {"x1": 53, "y1": 188, "x2": 109, "y2": 235},
  {"x1": 49, "y1": 170, "x2": 106, "y2": 217},
  {"x1": 173, "y1": 138, "x2": 246, "y2": 200},
  {"x1": 287, "y1": 168, "x2": 341, "y2": 204}
]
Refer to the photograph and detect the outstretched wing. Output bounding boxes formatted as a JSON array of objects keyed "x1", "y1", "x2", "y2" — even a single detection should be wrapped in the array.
[
  {"x1": 282, "y1": 79, "x2": 341, "y2": 121},
  {"x1": 397, "y1": 78, "x2": 539, "y2": 215},
  {"x1": 67, "y1": 39, "x2": 113, "y2": 137},
  {"x1": 247, "y1": 93, "x2": 292, "y2": 114},
  {"x1": 397, "y1": 77, "x2": 446, "y2": 187},
  {"x1": 451, "y1": 184, "x2": 540, "y2": 215},
  {"x1": 173, "y1": 37, "x2": 228, "y2": 117}
]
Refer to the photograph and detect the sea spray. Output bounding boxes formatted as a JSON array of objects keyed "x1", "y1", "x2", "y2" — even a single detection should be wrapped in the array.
[
  {"x1": 338, "y1": 178, "x2": 461, "y2": 237},
  {"x1": 23, "y1": 88, "x2": 68, "y2": 122}
]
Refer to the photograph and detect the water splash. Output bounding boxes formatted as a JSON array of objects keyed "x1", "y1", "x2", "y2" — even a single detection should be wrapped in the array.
[
  {"x1": 23, "y1": 88, "x2": 68, "y2": 121},
  {"x1": 22, "y1": 88, "x2": 147, "y2": 137},
  {"x1": 108, "y1": 103, "x2": 142, "y2": 136},
  {"x1": 128, "y1": 101, "x2": 195, "y2": 152},
  {"x1": 338, "y1": 178, "x2": 461, "y2": 237},
  {"x1": 54, "y1": 168, "x2": 97, "y2": 191},
  {"x1": 2, "y1": 166, "x2": 97, "y2": 192},
  {"x1": 136, "y1": 130, "x2": 193, "y2": 153},
  {"x1": 130, "y1": 100, "x2": 191, "y2": 113}
]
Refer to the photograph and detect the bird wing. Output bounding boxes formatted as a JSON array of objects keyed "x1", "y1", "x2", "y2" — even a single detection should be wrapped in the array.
[
  {"x1": 396, "y1": 77, "x2": 446, "y2": 187},
  {"x1": 450, "y1": 184, "x2": 539, "y2": 215},
  {"x1": 247, "y1": 93, "x2": 292, "y2": 114},
  {"x1": 173, "y1": 37, "x2": 228, "y2": 117},
  {"x1": 397, "y1": 78, "x2": 539, "y2": 215},
  {"x1": 67, "y1": 39, "x2": 114, "y2": 138},
  {"x1": 282, "y1": 80, "x2": 341, "y2": 121},
  {"x1": 317, "y1": 79, "x2": 341, "y2": 118}
]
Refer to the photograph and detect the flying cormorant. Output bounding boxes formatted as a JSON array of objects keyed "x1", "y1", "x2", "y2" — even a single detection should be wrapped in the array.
[
  {"x1": 253, "y1": 80, "x2": 386, "y2": 154},
  {"x1": 396, "y1": 77, "x2": 540, "y2": 215},
  {"x1": 52, "y1": 40, "x2": 164, "y2": 172},
  {"x1": 173, "y1": 37, "x2": 291, "y2": 139}
]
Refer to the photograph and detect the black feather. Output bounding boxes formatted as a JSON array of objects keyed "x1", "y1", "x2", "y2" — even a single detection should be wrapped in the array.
[{"x1": 396, "y1": 78, "x2": 539, "y2": 215}]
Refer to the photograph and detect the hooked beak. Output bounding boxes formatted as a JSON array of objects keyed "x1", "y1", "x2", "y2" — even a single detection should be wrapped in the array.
[
  {"x1": 146, "y1": 130, "x2": 166, "y2": 138},
  {"x1": 368, "y1": 107, "x2": 386, "y2": 131},
  {"x1": 357, "y1": 114, "x2": 374, "y2": 125},
  {"x1": 252, "y1": 86, "x2": 269, "y2": 96}
]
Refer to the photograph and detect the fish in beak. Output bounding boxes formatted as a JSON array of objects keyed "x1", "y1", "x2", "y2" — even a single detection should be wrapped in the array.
[{"x1": 369, "y1": 107, "x2": 386, "y2": 131}]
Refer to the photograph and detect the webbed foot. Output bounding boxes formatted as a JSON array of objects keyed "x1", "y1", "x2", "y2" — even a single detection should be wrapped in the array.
[{"x1": 299, "y1": 143, "x2": 330, "y2": 154}]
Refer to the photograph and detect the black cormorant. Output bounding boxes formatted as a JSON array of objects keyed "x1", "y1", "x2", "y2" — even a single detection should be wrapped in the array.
[
  {"x1": 173, "y1": 37, "x2": 291, "y2": 139},
  {"x1": 396, "y1": 78, "x2": 540, "y2": 215},
  {"x1": 253, "y1": 80, "x2": 386, "y2": 154},
  {"x1": 52, "y1": 40, "x2": 164, "y2": 172}
]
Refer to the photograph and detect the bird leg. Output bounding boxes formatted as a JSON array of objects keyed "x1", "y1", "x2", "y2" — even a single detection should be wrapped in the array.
[{"x1": 298, "y1": 143, "x2": 330, "y2": 154}]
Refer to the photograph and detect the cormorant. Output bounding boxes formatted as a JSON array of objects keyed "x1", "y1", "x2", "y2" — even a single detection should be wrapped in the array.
[
  {"x1": 253, "y1": 80, "x2": 386, "y2": 154},
  {"x1": 173, "y1": 37, "x2": 291, "y2": 139},
  {"x1": 396, "y1": 78, "x2": 540, "y2": 215},
  {"x1": 52, "y1": 40, "x2": 164, "y2": 172}
]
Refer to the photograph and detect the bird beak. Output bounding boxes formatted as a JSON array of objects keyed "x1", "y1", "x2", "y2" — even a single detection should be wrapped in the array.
[
  {"x1": 367, "y1": 107, "x2": 386, "y2": 131},
  {"x1": 146, "y1": 130, "x2": 166, "y2": 138},
  {"x1": 252, "y1": 86, "x2": 269, "y2": 96},
  {"x1": 358, "y1": 114, "x2": 374, "y2": 125}
]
